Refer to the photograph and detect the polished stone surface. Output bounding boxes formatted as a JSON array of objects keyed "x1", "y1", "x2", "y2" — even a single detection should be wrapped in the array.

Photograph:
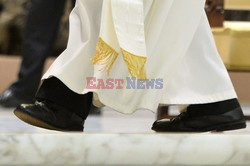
[
  {"x1": 1, "y1": 105, "x2": 250, "y2": 134},
  {"x1": 0, "y1": 105, "x2": 250, "y2": 165},
  {"x1": 1, "y1": 133, "x2": 250, "y2": 165},
  {"x1": 0, "y1": 107, "x2": 156, "y2": 133}
]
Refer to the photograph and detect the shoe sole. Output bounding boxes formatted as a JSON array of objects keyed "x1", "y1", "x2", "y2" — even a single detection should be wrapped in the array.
[
  {"x1": 214, "y1": 121, "x2": 247, "y2": 132},
  {"x1": 14, "y1": 109, "x2": 82, "y2": 132},
  {"x1": 14, "y1": 109, "x2": 64, "y2": 131}
]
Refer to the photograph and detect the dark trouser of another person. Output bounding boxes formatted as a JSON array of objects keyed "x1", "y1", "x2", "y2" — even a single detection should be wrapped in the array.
[
  {"x1": 0, "y1": 3, "x2": 3, "y2": 13},
  {"x1": 0, "y1": 0, "x2": 66, "y2": 107}
]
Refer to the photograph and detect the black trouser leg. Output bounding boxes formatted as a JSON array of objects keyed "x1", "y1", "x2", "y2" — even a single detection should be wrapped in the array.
[
  {"x1": 10, "y1": 0, "x2": 66, "y2": 100},
  {"x1": 36, "y1": 77, "x2": 93, "y2": 120}
]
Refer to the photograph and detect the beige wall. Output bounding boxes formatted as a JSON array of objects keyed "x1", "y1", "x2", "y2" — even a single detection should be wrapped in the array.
[
  {"x1": 225, "y1": 0, "x2": 250, "y2": 10},
  {"x1": 229, "y1": 72, "x2": 250, "y2": 104},
  {"x1": 0, "y1": 55, "x2": 54, "y2": 93}
]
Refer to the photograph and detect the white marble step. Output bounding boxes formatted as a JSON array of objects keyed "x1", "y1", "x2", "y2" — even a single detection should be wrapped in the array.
[
  {"x1": 1, "y1": 133, "x2": 250, "y2": 165},
  {"x1": 1, "y1": 107, "x2": 250, "y2": 166}
]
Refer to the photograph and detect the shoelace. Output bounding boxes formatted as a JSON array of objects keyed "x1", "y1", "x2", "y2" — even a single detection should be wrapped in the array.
[
  {"x1": 35, "y1": 100, "x2": 74, "y2": 118},
  {"x1": 36, "y1": 101, "x2": 61, "y2": 115},
  {"x1": 35, "y1": 101, "x2": 43, "y2": 106}
]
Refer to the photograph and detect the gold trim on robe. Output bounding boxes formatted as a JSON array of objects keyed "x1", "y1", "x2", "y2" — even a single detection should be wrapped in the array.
[
  {"x1": 92, "y1": 38, "x2": 147, "y2": 79},
  {"x1": 92, "y1": 38, "x2": 119, "y2": 75},
  {"x1": 121, "y1": 49, "x2": 147, "y2": 79}
]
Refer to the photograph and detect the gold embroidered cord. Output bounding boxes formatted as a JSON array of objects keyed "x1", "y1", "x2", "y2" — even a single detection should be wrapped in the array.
[
  {"x1": 92, "y1": 38, "x2": 119, "y2": 75},
  {"x1": 122, "y1": 49, "x2": 147, "y2": 79}
]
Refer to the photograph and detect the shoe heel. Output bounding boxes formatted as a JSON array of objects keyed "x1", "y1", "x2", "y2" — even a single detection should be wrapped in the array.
[{"x1": 216, "y1": 122, "x2": 246, "y2": 132}]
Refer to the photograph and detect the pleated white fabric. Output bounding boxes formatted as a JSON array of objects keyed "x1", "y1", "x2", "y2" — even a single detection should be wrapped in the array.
[
  {"x1": 42, "y1": 0, "x2": 237, "y2": 114},
  {"x1": 100, "y1": 0, "x2": 147, "y2": 56}
]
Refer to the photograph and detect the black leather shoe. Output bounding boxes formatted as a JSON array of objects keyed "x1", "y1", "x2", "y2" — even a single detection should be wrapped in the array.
[
  {"x1": 152, "y1": 99, "x2": 246, "y2": 132},
  {"x1": 0, "y1": 89, "x2": 33, "y2": 108},
  {"x1": 14, "y1": 101, "x2": 84, "y2": 132}
]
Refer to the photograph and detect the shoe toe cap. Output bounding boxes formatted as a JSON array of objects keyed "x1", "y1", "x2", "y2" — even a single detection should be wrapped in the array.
[{"x1": 152, "y1": 119, "x2": 172, "y2": 131}]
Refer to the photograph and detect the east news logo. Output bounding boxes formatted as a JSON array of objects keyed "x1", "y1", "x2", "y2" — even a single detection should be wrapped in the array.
[{"x1": 86, "y1": 77, "x2": 163, "y2": 89}]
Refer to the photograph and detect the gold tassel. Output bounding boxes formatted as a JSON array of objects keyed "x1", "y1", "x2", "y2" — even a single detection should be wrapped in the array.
[
  {"x1": 122, "y1": 49, "x2": 147, "y2": 79},
  {"x1": 92, "y1": 38, "x2": 119, "y2": 75}
]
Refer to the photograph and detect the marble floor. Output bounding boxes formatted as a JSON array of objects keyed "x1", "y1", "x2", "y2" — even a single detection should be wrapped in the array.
[
  {"x1": 1, "y1": 105, "x2": 250, "y2": 134},
  {"x1": 1, "y1": 105, "x2": 250, "y2": 165},
  {"x1": 0, "y1": 106, "x2": 157, "y2": 133}
]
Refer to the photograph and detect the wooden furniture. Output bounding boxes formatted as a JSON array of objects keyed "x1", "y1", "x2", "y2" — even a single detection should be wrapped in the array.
[{"x1": 205, "y1": 0, "x2": 224, "y2": 27}]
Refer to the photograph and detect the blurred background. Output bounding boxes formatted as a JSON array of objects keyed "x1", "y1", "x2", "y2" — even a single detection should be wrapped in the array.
[
  {"x1": 0, "y1": 0, "x2": 75, "y2": 97},
  {"x1": 0, "y1": 0, "x2": 73, "y2": 56}
]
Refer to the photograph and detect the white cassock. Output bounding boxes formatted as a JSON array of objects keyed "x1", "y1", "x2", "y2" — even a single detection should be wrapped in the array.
[{"x1": 42, "y1": 0, "x2": 237, "y2": 114}]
